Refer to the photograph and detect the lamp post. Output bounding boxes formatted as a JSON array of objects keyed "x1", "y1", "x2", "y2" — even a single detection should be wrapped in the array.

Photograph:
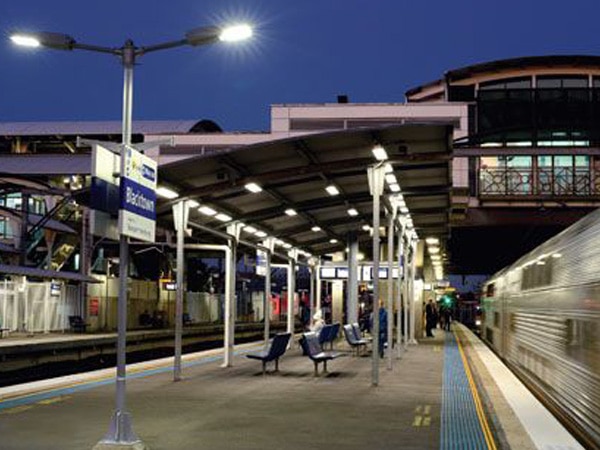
[{"x1": 11, "y1": 23, "x2": 252, "y2": 450}]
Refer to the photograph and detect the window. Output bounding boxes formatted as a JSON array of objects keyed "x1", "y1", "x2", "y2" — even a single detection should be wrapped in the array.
[
  {"x1": 537, "y1": 75, "x2": 588, "y2": 89},
  {"x1": 479, "y1": 77, "x2": 532, "y2": 90}
]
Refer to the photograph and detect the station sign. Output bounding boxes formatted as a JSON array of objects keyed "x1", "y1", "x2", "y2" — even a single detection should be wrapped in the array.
[
  {"x1": 119, "y1": 146, "x2": 157, "y2": 242},
  {"x1": 90, "y1": 144, "x2": 120, "y2": 240}
]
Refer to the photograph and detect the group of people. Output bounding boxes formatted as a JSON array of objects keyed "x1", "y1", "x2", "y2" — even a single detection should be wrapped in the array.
[{"x1": 425, "y1": 299, "x2": 452, "y2": 337}]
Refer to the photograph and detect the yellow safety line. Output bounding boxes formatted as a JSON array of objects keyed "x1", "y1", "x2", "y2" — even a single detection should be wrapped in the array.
[{"x1": 454, "y1": 329, "x2": 498, "y2": 450}]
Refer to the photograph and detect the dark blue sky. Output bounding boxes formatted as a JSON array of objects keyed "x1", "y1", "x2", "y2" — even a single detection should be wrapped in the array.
[{"x1": 1, "y1": 0, "x2": 599, "y2": 131}]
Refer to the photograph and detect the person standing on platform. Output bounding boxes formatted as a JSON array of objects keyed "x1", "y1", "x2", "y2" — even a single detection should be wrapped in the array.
[
  {"x1": 443, "y1": 307, "x2": 452, "y2": 331},
  {"x1": 425, "y1": 299, "x2": 435, "y2": 337}
]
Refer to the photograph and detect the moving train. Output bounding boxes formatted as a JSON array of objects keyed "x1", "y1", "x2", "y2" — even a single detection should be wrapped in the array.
[{"x1": 482, "y1": 208, "x2": 600, "y2": 449}]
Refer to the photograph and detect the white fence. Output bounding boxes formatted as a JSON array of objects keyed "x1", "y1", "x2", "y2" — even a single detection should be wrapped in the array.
[{"x1": 0, "y1": 279, "x2": 78, "y2": 333}]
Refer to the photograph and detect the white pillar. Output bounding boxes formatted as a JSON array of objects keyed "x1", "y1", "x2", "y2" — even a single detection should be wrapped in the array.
[
  {"x1": 396, "y1": 222, "x2": 404, "y2": 358},
  {"x1": 222, "y1": 246, "x2": 233, "y2": 366},
  {"x1": 386, "y1": 214, "x2": 394, "y2": 370},
  {"x1": 286, "y1": 259, "x2": 295, "y2": 336},
  {"x1": 347, "y1": 233, "x2": 359, "y2": 325},
  {"x1": 409, "y1": 238, "x2": 418, "y2": 345},
  {"x1": 315, "y1": 264, "x2": 321, "y2": 328}
]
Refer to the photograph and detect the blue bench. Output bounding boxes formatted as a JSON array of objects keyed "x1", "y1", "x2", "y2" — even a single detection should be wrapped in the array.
[
  {"x1": 343, "y1": 324, "x2": 369, "y2": 356},
  {"x1": 246, "y1": 332, "x2": 292, "y2": 375},
  {"x1": 318, "y1": 322, "x2": 340, "y2": 350},
  {"x1": 301, "y1": 331, "x2": 344, "y2": 376}
]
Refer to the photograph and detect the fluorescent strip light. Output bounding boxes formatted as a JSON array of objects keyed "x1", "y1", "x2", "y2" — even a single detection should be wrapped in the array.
[
  {"x1": 389, "y1": 183, "x2": 401, "y2": 193},
  {"x1": 384, "y1": 163, "x2": 393, "y2": 173},
  {"x1": 362, "y1": 224, "x2": 371, "y2": 231},
  {"x1": 347, "y1": 208, "x2": 359, "y2": 216},
  {"x1": 399, "y1": 206, "x2": 409, "y2": 214},
  {"x1": 325, "y1": 185, "x2": 340, "y2": 196},
  {"x1": 311, "y1": 226, "x2": 322, "y2": 232},
  {"x1": 243, "y1": 225, "x2": 257, "y2": 233},
  {"x1": 372, "y1": 145, "x2": 388, "y2": 161},
  {"x1": 426, "y1": 237, "x2": 439, "y2": 245},
  {"x1": 187, "y1": 200, "x2": 200, "y2": 208},
  {"x1": 283, "y1": 243, "x2": 292, "y2": 249},
  {"x1": 156, "y1": 186, "x2": 179, "y2": 199},
  {"x1": 244, "y1": 182, "x2": 262, "y2": 193},
  {"x1": 255, "y1": 231, "x2": 267, "y2": 238},
  {"x1": 198, "y1": 206, "x2": 217, "y2": 216},
  {"x1": 215, "y1": 213, "x2": 232, "y2": 222},
  {"x1": 428, "y1": 247, "x2": 440, "y2": 254},
  {"x1": 285, "y1": 208, "x2": 297, "y2": 216},
  {"x1": 329, "y1": 239, "x2": 338, "y2": 244},
  {"x1": 385, "y1": 174, "x2": 397, "y2": 184}
]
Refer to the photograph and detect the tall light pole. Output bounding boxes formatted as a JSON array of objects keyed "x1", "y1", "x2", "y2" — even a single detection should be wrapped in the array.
[{"x1": 11, "y1": 23, "x2": 252, "y2": 450}]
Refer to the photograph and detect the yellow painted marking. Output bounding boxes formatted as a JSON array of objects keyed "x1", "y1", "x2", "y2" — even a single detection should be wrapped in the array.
[
  {"x1": 424, "y1": 405, "x2": 431, "y2": 415},
  {"x1": 415, "y1": 405, "x2": 423, "y2": 413},
  {"x1": 1, "y1": 404, "x2": 33, "y2": 415},
  {"x1": 38, "y1": 396, "x2": 68, "y2": 405},
  {"x1": 433, "y1": 346, "x2": 441, "y2": 352},
  {"x1": 412, "y1": 415, "x2": 423, "y2": 426},
  {"x1": 455, "y1": 330, "x2": 498, "y2": 450},
  {"x1": 423, "y1": 416, "x2": 431, "y2": 426}
]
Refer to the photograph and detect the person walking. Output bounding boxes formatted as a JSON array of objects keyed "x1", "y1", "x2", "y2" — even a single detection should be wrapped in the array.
[{"x1": 425, "y1": 299, "x2": 435, "y2": 337}]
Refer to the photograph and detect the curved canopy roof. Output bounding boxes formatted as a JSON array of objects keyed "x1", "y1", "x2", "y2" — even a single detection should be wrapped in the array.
[{"x1": 157, "y1": 124, "x2": 452, "y2": 258}]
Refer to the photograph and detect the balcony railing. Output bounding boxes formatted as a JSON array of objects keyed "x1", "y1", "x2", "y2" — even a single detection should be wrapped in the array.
[{"x1": 479, "y1": 167, "x2": 600, "y2": 197}]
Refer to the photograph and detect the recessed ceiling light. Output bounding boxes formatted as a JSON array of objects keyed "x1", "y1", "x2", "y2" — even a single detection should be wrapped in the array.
[
  {"x1": 389, "y1": 183, "x2": 401, "y2": 192},
  {"x1": 311, "y1": 226, "x2": 322, "y2": 232},
  {"x1": 330, "y1": 239, "x2": 338, "y2": 244},
  {"x1": 198, "y1": 206, "x2": 217, "y2": 216},
  {"x1": 325, "y1": 185, "x2": 340, "y2": 196},
  {"x1": 156, "y1": 186, "x2": 179, "y2": 199},
  {"x1": 255, "y1": 231, "x2": 267, "y2": 238},
  {"x1": 244, "y1": 225, "x2": 257, "y2": 234},
  {"x1": 244, "y1": 182, "x2": 262, "y2": 193},
  {"x1": 347, "y1": 208, "x2": 359, "y2": 216},
  {"x1": 285, "y1": 208, "x2": 297, "y2": 216},
  {"x1": 215, "y1": 213, "x2": 232, "y2": 222},
  {"x1": 372, "y1": 145, "x2": 388, "y2": 161},
  {"x1": 187, "y1": 200, "x2": 200, "y2": 208}
]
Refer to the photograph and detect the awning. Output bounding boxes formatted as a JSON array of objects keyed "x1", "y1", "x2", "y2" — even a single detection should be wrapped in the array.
[
  {"x1": 157, "y1": 124, "x2": 452, "y2": 257},
  {"x1": 0, "y1": 264, "x2": 101, "y2": 283}
]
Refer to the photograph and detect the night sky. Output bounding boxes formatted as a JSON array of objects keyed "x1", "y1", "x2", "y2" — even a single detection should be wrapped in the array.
[{"x1": 1, "y1": 0, "x2": 599, "y2": 132}]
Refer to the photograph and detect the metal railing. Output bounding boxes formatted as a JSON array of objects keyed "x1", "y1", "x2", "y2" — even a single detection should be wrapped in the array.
[{"x1": 479, "y1": 167, "x2": 600, "y2": 197}]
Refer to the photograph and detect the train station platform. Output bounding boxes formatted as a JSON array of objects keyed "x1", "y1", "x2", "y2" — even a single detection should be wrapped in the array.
[{"x1": 0, "y1": 324, "x2": 585, "y2": 450}]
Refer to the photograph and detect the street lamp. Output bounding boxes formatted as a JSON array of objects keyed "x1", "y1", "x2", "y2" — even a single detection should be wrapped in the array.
[{"x1": 11, "y1": 23, "x2": 252, "y2": 450}]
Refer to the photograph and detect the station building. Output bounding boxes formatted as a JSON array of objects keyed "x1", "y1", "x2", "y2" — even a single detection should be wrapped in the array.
[{"x1": 2, "y1": 55, "x2": 600, "y2": 332}]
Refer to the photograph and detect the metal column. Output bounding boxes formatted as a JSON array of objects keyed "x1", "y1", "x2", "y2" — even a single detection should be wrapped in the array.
[
  {"x1": 314, "y1": 263, "x2": 321, "y2": 328},
  {"x1": 368, "y1": 165, "x2": 385, "y2": 386},
  {"x1": 386, "y1": 213, "x2": 394, "y2": 370},
  {"x1": 173, "y1": 200, "x2": 189, "y2": 381},
  {"x1": 223, "y1": 243, "x2": 234, "y2": 367},
  {"x1": 287, "y1": 259, "x2": 296, "y2": 336},
  {"x1": 409, "y1": 239, "x2": 418, "y2": 345},
  {"x1": 347, "y1": 232, "x2": 359, "y2": 325},
  {"x1": 396, "y1": 222, "x2": 404, "y2": 357},
  {"x1": 263, "y1": 241, "x2": 273, "y2": 343}
]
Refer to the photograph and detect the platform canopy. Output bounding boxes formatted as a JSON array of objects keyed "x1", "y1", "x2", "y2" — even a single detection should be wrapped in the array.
[
  {"x1": 157, "y1": 124, "x2": 452, "y2": 258},
  {"x1": 0, "y1": 264, "x2": 100, "y2": 283}
]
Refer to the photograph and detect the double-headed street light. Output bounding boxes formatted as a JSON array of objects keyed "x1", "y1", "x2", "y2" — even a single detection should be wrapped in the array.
[{"x1": 11, "y1": 23, "x2": 252, "y2": 450}]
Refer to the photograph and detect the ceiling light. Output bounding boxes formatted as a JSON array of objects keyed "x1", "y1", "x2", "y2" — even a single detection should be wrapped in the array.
[
  {"x1": 552, "y1": 253, "x2": 562, "y2": 258},
  {"x1": 384, "y1": 163, "x2": 393, "y2": 173},
  {"x1": 285, "y1": 208, "x2": 297, "y2": 216},
  {"x1": 330, "y1": 239, "x2": 338, "y2": 244},
  {"x1": 311, "y1": 226, "x2": 322, "y2": 232},
  {"x1": 372, "y1": 145, "x2": 388, "y2": 161},
  {"x1": 389, "y1": 183, "x2": 401, "y2": 193},
  {"x1": 362, "y1": 224, "x2": 371, "y2": 231},
  {"x1": 244, "y1": 182, "x2": 262, "y2": 193},
  {"x1": 399, "y1": 206, "x2": 409, "y2": 213},
  {"x1": 283, "y1": 243, "x2": 292, "y2": 249},
  {"x1": 385, "y1": 174, "x2": 397, "y2": 184},
  {"x1": 244, "y1": 225, "x2": 257, "y2": 234},
  {"x1": 325, "y1": 185, "x2": 340, "y2": 196},
  {"x1": 347, "y1": 208, "x2": 359, "y2": 216},
  {"x1": 215, "y1": 213, "x2": 232, "y2": 222},
  {"x1": 426, "y1": 237, "x2": 439, "y2": 245},
  {"x1": 156, "y1": 186, "x2": 179, "y2": 199},
  {"x1": 255, "y1": 231, "x2": 267, "y2": 238},
  {"x1": 428, "y1": 247, "x2": 440, "y2": 254},
  {"x1": 198, "y1": 206, "x2": 217, "y2": 216},
  {"x1": 187, "y1": 200, "x2": 200, "y2": 208}
]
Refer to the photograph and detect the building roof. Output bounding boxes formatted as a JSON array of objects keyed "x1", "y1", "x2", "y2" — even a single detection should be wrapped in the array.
[
  {"x1": 406, "y1": 54, "x2": 600, "y2": 98},
  {"x1": 0, "y1": 264, "x2": 100, "y2": 283},
  {"x1": 0, "y1": 154, "x2": 92, "y2": 176},
  {"x1": 0, "y1": 119, "x2": 222, "y2": 137}
]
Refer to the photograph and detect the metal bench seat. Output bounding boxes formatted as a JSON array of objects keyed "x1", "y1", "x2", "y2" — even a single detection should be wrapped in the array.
[
  {"x1": 246, "y1": 332, "x2": 292, "y2": 375},
  {"x1": 301, "y1": 331, "x2": 344, "y2": 376}
]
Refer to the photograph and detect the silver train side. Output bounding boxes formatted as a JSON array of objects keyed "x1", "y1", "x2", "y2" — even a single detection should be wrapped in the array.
[{"x1": 482, "y1": 208, "x2": 600, "y2": 448}]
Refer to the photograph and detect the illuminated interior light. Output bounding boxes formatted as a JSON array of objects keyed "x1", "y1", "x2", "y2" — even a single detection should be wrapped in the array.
[
  {"x1": 157, "y1": 186, "x2": 179, "y2": 199},
  {"x1": 285, "y1": 208, "x2": 297, "y2": 216},
  {"x1": 426, "y1": 237, "x2": 439, "y2": 245},
  {"x1": 311, "y1": 226, "x2": 322, "y2": 232},
  {"x1": 198, "y1": 206, "x2": 217, "y2": 216},
  {"x1": 325, "y1": 185, "x2": 340, "y2": 196},
  {"x1": 372, "y1": 145, "x2": 388, "y2": 161},
  {"x1": 389, "y1": 183, "x2": 401, "y2": 193},
  {"x1": 215, "y1": 213, "x2": 232, "y2": 222},
  {"x1": 244, "y1": 182, "x2": 262, "y2": 193},
  {"x1": 480, "y1": 142, "x2": 502, "y2": 148},
  {"x1": 329, "y1": 239, "x2": 338, "y2": 244},
  {"x1": 347, "y1": 208, "x2": 359, "y2": 216},
  {"x1": 428, "y1": 247, "x2": 440, "y2": 254}
]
